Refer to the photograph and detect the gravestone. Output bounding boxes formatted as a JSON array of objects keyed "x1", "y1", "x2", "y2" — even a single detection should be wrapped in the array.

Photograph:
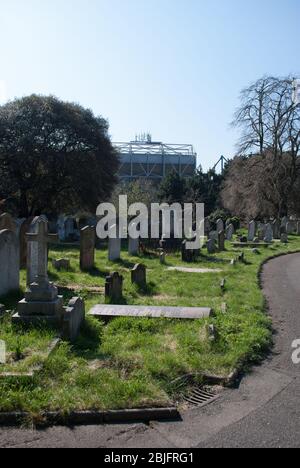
[
  {"x1": 80, "y1": 226, "x2": 95, "y2": 271},
  {"x1": 62, "y1": 297, "x2": 85, "y2": 343},
  {"x1": 128, "y1": 229, "x2": 139, "y2": 256},
  {"x1": 216, "y1": 219, "x2": 224, "y2": 233},
  {"x1": 226, "y1": 224, "x2": 234, "y2": 241},
  {"x1": 272, "y1": 220, "x2": 281, "y2": 240},
  {"x1": 258, "y1": 224, "x2": 266, "y2": 241},
  {"x1": 218, "y1": 231, "x2": 225, "y2": 251},
  {"x1": 264, "y1": 224, "x2": 273, "y2": 243},
  {"x1": 13, "y1": 218, "x2": 64, "y2": 324},
  {"x1": 204, "y1": 218, "x2": 211, "y2": 236},
  {"x1": 18, "y1": 217, "x2": 34, "y2": 269},
  {"x1": 0, "y1": 213, "x2": 16, "y2": 233},
  {"x1": 248, "y1": 221, "x2": 256, "y2": 242},
  {"x1": 105, "y1": 272, "x2": 123, "y2": 302},
  {"x1": 281, "y1": 233, "x2": 288, "y2": 244},
  {"x1": 57, "y1": 216, "x2": 66, "y2": 241},
  {"x1": 281, "y1": 217, "x2": 289, "y2": 228},
  {"x1": 0, "y1": 230, "x2": 20, "y2": 297},
  {"x1": 159, "y1": 251, "x2": 166, "y2": 265},
  {"x1": 207, "y1": 238, "x2": 217, "y2": 254},
  {"x1": 286, "y1": 222, "x2": 294, "y2": 235},
  {"x1": 52, "y1": 258, "x2": 71, "y2": 271},
  {"x1": 108, "y1": 224, "x2": 121, "y2": 262},
  {"x1": 181, "y1": 240, "x2": 199, "y2": 263},
  {"x1": 131, "y1": 264, "x2": 147, "y2": 288},
  {"x1": 209, "y1": 231, "x2": 218, "y2": 241}
]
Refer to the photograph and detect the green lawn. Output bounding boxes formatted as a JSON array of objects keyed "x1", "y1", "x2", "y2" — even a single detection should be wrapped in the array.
[{"x1": 0, "y1": 236, "x2": 299, "y2": 416}]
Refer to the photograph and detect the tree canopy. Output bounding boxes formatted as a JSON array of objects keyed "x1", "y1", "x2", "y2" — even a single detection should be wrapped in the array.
[{"x1": 0, "y1": 95, "x2": 119, "y2": 217}]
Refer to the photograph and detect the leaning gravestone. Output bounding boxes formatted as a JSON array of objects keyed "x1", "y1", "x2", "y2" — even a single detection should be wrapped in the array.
[
  {"x1": 105, "y1": 272, "x2": 123, "y2": 302},
  {"x1": 248, "y1": 221, "x2": 256, "y2": 242},
  {"x1": 0, "y1": 230, "x2": 20, "y2": 297},
  {"x1": 80, "y1": 226, "x2": 95, "y2": 271},
  {"x1": 0, "y1": 213, "x2": 17, "y2": 233},
  {"x1": 131, "y1": 264, "x2": 147, "y2": 288}
]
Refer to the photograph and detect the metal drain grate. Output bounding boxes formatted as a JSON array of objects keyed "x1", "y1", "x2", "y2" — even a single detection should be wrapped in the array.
[{"x1": 183, "y1": 387, "x2": 220, "y2": 408}]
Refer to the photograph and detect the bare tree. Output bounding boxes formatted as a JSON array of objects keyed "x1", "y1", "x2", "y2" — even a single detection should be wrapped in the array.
[{"x1": 231, "y1": 76, "x2": 300, "y2": 217}]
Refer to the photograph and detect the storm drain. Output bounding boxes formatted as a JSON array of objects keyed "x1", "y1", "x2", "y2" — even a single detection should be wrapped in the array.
[{"x1": 183, "y1": 387, "x2": 220, "y2": 408}]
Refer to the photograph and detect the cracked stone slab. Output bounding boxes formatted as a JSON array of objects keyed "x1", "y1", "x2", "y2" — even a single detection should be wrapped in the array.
[{"x1": 167, "y1": 267, "x2": 223, "y2": 274}]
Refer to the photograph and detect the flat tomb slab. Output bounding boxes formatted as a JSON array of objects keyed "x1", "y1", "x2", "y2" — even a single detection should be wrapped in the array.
[
  {"x1": 232, "y1": 242, "x2": 271, "y2": 248},
  {"x1": 167, "y1": 267, "x2": 223, "y2": 274},
  {"x1": 89, "y1": 304, "x2": 212, "y2": 321}
]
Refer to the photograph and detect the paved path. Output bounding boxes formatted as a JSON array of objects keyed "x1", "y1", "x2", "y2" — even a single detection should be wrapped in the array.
[{"x1": 0, "y1": 253, "x2": 299, "y2": 448}]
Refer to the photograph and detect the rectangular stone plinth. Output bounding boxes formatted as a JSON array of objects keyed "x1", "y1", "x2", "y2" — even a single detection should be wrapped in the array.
[
  {"x1": 17, "y1": 296, "x2": 64, "y2": 317},
  {"x1": 90, "y1": 304, "x2": 212, "y2": 321},
  {"x1": 11, "y1": 313, "x2": 61, "y2": 327}
]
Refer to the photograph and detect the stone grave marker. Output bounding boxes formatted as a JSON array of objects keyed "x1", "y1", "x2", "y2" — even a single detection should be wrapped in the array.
[
  {"x1": 131, "y1": 264, "x2": 147, "y2": 288},
  {"x1": 18, "y1": 217, "x2": 34, "y2": 269},
  {"x1": 272, "y1": 220, "x2": 281, "y2": 240},
  {"x1": 207, "y1": 238, "x2": 217, "y2": 254},
  {"x1": 226, "y1": 224, "x2": 234, "y2": 241},
  {"x1": 80, "y1": 226, "x2": 95, "y2": 271},
  {"x1": 108, "y1": 224, "x2": 121, "y2": 262},
  {"x1": 218, "y1": 230, "x2": 225, "y2": 251},
  {"x1": 216, "y1": 219, "x2": 224, "y2": 233},
  {"x1": 62, "y1": 297, "x2": 85, "y2": 343},
  {"x1": 248, "y1": 221, "x2": 256, "y2": 242},
  {"x1": 105, "y1": 272, "x2": 123, "y2": 302},
  {"x1": 52, "y1": 258, "x2": 71, "y2": 271},
  {"x1": 264, "y1": 223, "x2": 273, "y2": 243},
  {"x1": 0, "y1": 230, "x2": 20, "y2": 297}
]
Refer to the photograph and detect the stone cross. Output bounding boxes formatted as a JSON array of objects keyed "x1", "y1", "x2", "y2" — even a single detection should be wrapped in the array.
[{"x1": 26, "y1": 220, "x2": 58, "y2": 283}]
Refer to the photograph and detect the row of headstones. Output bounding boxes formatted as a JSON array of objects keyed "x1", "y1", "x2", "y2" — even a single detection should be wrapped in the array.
[{"x1": 247, "y1": 218, "x2": 300, "y2": 243}]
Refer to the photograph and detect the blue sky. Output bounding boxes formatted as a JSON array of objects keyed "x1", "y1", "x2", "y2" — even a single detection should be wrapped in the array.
[{"x1": 0, "y1": 0, "x2": 299, "y2": 170}]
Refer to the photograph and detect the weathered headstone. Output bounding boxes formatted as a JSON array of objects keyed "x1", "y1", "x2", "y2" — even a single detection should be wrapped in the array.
[
  {"x1": 181, "y1": 240, "x2": 199, "y2": 263},
  {"x1": 52, "y1": 259, "x2": 71, "y2": 271},
  {"x1": 209, "y1": 231, "x2": 218, "y2": 241},
  {"x1": 204, "y1": 218, "x2": 211, "y2": 236},
  {"x1": 264, "y1": 223, "x2": 273, "y2": 243},
  {"x1": 281, "y1": 217, "x2": 289, "y2": 228},
  {"x1": 105, "y1": 272, "x2": 123, "y2": 302},
  {"x1": 216, "y1": 219, "x2": 224, "y2": 233},
  {"x1": 0, "y1": 230, "x2": 20, "y2": 297},
  {"x1": 128, "y1": 231, "x2": 139, "y2": 256},
  {"x1": 218, "y1": 230, "x2": 225, "y2": 251},
  {"x1": 258, "y1": 223, "x2": 267, "y2": 241},
  {"x1": 207, "y1": 238, "x2": 217, "y2": 254},
  {"x1": 226, "y1": 224, "x2": 234, "y2": 241},
  {"x1": 27, "y1": 216, "x2": 50, "y2": 286},
  {"x1": 248, "y1": 221, "x2": 256, "y2": 242},
  {"x1": 108, "y1": 224, "x2": 121, "y2": 262},
  {"x1": 272, "y1": 220, "x2": 281, "y2": 240},
  {"x1": 286, "y1": 222, "x2": 294, "y2": 235},
  {"x1": 62, "y1": 297, "x2": 85, "y2": 342},
  {"x1": 131, "y1": 264, "x2": 147, "y2": 288},
  {"x1": 159, "y1": 251, "x2": 166, "y2": 265},
  {"x1": 0, "y1": 213, "x2": 16, "y2": 233},
  {"x1": 281, "y1": 233, "x2": 288, "y2": 244},
  {"x1": 80, "y1": 226, "x2": 95, "y2": 271},
  {"x1": 18, "y1": 217, "x2": 34, "y2": 269}
]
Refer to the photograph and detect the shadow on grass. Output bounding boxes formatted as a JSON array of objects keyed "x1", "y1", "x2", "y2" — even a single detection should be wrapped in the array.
[
  {"x1": 0, "y1": 289, "x2": 24, "y2": 310},
  {"x1": 113, "y1": 258, "x2": 136, "y2": 270},
  {"x1": 134, "y1": 281, "x2": 159, "y2": 296},
  {"x1": 86, "y1": 267, "x2": 109, "y2": 279}
]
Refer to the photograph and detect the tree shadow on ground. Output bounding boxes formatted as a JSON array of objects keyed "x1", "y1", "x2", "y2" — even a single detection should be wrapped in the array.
[
  {"x1": 134, "y1": 281, "x2": 159, "y2": 297},
  {"x1": 113, "y1": 258, "x2": 136, "y2": 270},
  {"x1": 86, "y1": 267, "x2": 110, "y2": 279}
]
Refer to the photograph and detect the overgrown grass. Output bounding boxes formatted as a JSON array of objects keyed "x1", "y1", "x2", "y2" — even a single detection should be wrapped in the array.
[{"x1": 0, "y1": 236, "x2": 299, "y2": 415}]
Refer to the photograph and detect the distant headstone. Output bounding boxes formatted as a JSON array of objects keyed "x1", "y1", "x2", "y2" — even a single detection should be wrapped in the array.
[
  {"x1": 27, "y1": 216, "x2": 49, "y2": 286},
  {"x1": 128, "y1": 231, "x2": 139, "y2": 256},
  {"x1": 108, "y1": 224, "x2": 121, "y2": 262},
  {"x1": 181, "y1": 240, "x2": 199, "y2": 263},
  {"x1": 18, "y1": 217, "x2": 34, "y2": 269},
  {"x1": 159, "y1": 251, "x2": 166, "y2": 265},
  {"x1": 207, "y1": 238, "x2": 217, "y2": 254},
  {"x1": 258, "y1": 224, "x2": 266, "y2": 241},
  {"x1": 226, "y1": 224, "x2": 234, "y2": 241},
  {"x1": 272, "y1": 220, "x2": 281, "y2": 240},
  {"x1": 218, "y1": 231, "x2": 225, "y2": 251},
  {"x1": 105, "y1": 272, "x2": 123, "y2": 302},
  {"x1": 248, "y1": 221, "x2": 256, "y2": 242},
  {"x1": 281, "y1": 217, "x2": 289, "y2": 228},
  {"x1": 131, "y1": 264, "x2": 147, "y2": 288},
  {"x1": 80, "y1": 226, "x2": 95, "y2": 271},
  {"x1": 62, "y1": 297, "x2": 85, "y2": 343},
  {"x1": 0, "y1": 230, "x2": 20, "y2": 297},
  {"x1": 204, "y1": 218, "x2": 211, "y2": 235},
  {"x1": 281, "y1": 233, "x2": 288, "y2": 244},
  {"x1": 264, "y1": 224, "x2": 273, "y2": 243},
  {"x1": 52, "y1": 258, "x2": 71, "y2": 271},
  {"x1": 209, "y1": 231, "x2": 218, "y2": 241},
  {"x1": 216, "y1": 219, "x2": 224, "y2": 233},
  {"x1": 286, "y1": 222, "x2": 294, "y2": 235},
  {"x1": 0, "y1": 213, "x2": 16, "y2": 233}
]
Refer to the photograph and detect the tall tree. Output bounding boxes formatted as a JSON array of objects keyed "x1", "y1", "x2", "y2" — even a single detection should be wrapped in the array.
[
  {"x1": 231, "y1": 76, "x2": 300, "y2": 217},
  {"x1": 0, "y1": 95, "x2": 119, "y2": 217}
]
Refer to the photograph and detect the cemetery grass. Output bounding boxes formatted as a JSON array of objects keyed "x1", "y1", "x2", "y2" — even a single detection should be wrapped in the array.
[{"x1": 1, "y1": 237, "x2": 300, "y2": 416}]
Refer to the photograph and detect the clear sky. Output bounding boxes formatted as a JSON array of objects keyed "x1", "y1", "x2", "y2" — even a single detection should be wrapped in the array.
[{"x1": 0, "y1": 0, "x2": 299, "y2": 170}]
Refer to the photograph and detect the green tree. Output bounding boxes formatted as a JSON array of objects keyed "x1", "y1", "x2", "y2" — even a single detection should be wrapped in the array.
[
  {"x1": 0, "y1": 95, "x2": 119, "y2": 217},
  {"x1": 158, "y1": 171, "x2": 187, "y2": 204},
  {"x1": 186, "y1": 168, "x2": 224, "y2": 214}
]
